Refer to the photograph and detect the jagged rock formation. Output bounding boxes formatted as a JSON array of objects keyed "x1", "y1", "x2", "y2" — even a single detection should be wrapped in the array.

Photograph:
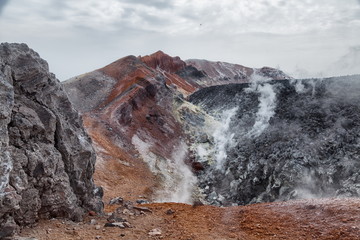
[
  {"x1": 0, "y1": 43, "x2": 103, "y2": 238},
  {"x1": 188, "y1": 75, "x2": 360, "y2": 206}
]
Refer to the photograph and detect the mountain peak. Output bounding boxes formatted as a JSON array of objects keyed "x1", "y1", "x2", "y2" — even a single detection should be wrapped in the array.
[{"x1": 140, "y1": 50, "x2": 186, "y2": 73}]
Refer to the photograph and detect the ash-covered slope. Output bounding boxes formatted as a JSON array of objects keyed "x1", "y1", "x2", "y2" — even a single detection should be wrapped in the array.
[
  {"x1": 185, "y1": 59, "x2": 290, "y2": 87},
  {"x1": 0, "y1": 43, "x2": 102, "y2": 238},
  {"x1": 189, "y1": 75, "x2": 360, "y2": 206}
]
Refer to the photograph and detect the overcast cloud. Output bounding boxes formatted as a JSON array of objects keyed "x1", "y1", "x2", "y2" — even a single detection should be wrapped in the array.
[
  {"x1": 0, "y1": 0, "x2": 9, "y2": 15},
  {"x1": 0, "y1": 0, "x2": 359, "y2": 80}
]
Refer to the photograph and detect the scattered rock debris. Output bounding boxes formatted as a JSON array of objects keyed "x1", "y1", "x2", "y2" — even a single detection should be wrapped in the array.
[
  {"x1": 109, "y1": 197, "x2": 124, "y2": 205},
  {"x1": 165, "y1": 209, "x2": 175, "y2": 215},
  {"x1": 136, "y1": 199, "x2": 150, "y2": 204}
]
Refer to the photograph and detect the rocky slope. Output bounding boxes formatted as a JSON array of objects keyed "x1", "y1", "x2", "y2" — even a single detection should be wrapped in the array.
[
  {"x1": 0, "y1": 43, "x2": 102, "y2": 238},
  {"x1": 189, "y1": 75, "x2": 360, "y2": 206},
  {"x1": 185, "y1": 59, "x2": 290, "y2": 87}
]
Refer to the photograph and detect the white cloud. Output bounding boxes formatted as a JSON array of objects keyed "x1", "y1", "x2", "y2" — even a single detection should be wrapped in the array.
[
  {"x1": 0, "y1": 0, "x2": 9, "y2": 15},
  {"x1": 0, "y1": 0, "x2": 359, "y2": 80},
  {"x1": 6, "y1": 0, "x2": 358, "y2": 35}
]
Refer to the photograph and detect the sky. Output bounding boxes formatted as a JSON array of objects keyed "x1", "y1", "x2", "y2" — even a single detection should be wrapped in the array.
[{"x1": 0, "y1": 0, "x2": 359, "y2": 80}]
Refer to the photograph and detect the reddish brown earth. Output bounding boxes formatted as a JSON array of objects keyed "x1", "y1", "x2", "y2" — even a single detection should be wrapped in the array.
[
  {"x1": 17, "y1": 52, "x2": 359, "y2": 240},
  {"x1": 140, "y1": 51, "x2": 200, "y2": 95},
  {"x1": 82, "y1": 113, "x2": 158, "y2": 203},
  {"x1": 19, "y1": 198, "x2": 360, "y2": 239}
]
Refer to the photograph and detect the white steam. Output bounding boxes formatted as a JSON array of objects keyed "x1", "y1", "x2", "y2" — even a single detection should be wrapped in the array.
[
  {"x1": 212, "y1": 108, "x2": 238, "y2": 169},
  {"x1": 292, "y1": 171, "x2": 319, "y2": 199},
  {"x1": 247, "y1": 83, "x2": 277, "y2": 138},
  {"x1": 131, "y1": 134, "x2": 158, "y2": 173},
  {"x1": 196, "y1": 145, "x2": 209, "y2": 160},
  {"x1": 290, "y1": 79, "x2": 306, "y2": 94},
  {"x1": 131, "y1": 134, "x2": 197, "y2": 203},
  {"x1": 250, "y1": 70, "x2": 271, "y2": 83},
  {"x1": 160, "y1": 141, "x2": 198, "y2": 203}
]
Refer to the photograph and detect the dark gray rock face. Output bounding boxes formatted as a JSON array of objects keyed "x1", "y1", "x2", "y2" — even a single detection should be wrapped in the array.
[
  {"x1": 189, "y1": 75, "x2": 360, "y2": 206},
  {"x1": 0, "y1": 43, "x2": 103, "y2": 237}
]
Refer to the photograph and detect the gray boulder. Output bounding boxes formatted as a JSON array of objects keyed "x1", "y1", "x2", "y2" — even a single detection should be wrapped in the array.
[{"x1": 0, "y1": 43, "x2": 103, "y2": 237}]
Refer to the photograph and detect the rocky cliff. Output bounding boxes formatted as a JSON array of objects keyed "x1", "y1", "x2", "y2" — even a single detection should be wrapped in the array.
[{"x1": 0, "y1": 43, "x2": 102, "y2": 238}]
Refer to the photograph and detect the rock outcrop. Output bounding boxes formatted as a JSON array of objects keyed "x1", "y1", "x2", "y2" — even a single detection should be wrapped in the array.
[{"x1": 0, "y1": 43, "x2": 103, "y2": 238}]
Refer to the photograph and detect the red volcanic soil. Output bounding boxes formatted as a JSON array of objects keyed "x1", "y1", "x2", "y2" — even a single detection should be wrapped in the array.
[
  {"x1": 139, "y1": 51, "x2": 199, "y2": 95},
  {"x1": 19, "y1": 198, "x2": 360, "y2": 239}
]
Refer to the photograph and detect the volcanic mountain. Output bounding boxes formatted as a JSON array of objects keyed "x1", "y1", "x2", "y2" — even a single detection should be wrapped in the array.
[{"x1": 62, "y1": 50, "x2": 291, "y2": 203}]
